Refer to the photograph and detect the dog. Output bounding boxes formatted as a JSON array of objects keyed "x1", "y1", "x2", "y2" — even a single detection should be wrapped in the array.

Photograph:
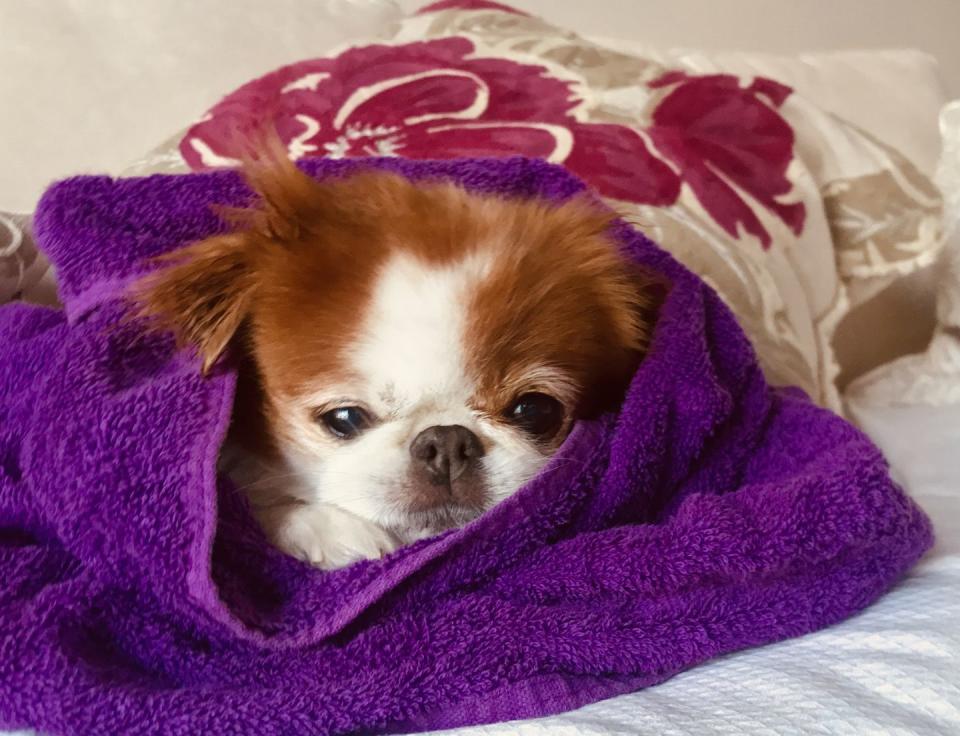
[{"x1": 130, "y1": 156, "x2": 653, "y2": 569}]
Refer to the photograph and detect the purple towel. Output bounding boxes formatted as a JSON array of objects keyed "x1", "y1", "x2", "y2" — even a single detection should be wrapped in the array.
[{"x1": 0, "y1": 157, "x2": 932, "y2": 736}]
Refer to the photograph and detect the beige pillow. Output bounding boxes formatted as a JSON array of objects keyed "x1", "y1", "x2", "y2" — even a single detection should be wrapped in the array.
[
  {"x1": 576, "y1": 39, "x2": 948, "y2": 388},
  {"x1": 124, "y1": 0, "x2": 944, "y2": 411},
  {"x1": 846, "y1": 100, "x2": 960, "y2": 408},
  {"x1": 0, "y1": 212, "x2": 58, "y2": 306}
]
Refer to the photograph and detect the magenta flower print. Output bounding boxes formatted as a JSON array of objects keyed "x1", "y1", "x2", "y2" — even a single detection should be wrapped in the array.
[{"x1": 181, "y1": 37, "x2": 804, "y2": 247}]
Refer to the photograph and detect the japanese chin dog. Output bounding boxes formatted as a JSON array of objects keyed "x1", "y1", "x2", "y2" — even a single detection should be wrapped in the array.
[{"x1": 130, "y1": 155, "x2": 653, "y2": 569}]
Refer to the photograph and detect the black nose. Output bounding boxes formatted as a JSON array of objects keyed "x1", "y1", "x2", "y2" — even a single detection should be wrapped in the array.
[{"x1": 409, "y1": 425, "x2": 485, "y2": 486}]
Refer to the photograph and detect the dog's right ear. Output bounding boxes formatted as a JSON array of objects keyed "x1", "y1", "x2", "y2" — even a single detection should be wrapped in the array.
[
  {"x1": 128, "y1": 233, "x2": 255, "y2": 375},
  {"x1": 128, "y1": 146, "x2": 329, "y2": 374}
]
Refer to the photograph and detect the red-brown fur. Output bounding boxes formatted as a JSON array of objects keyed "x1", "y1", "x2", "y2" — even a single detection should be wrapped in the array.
[{"x1": 130, "y1": 155, "x2": 654, "y2": 460}]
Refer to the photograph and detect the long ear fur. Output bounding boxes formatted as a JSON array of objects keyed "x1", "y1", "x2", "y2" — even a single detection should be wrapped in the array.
[
  {"x1": 222, "y1": 137, "x2": 332, "y2": 243},
  {"x1": 128, "y1": 233, "x2": 255, "y2": 375},
  {"x1": 128, "y1": 139, "x2": 327, "y2": 374},
  {"x1": 129, "y1": 138, "x2": 375, "y2": 373}
]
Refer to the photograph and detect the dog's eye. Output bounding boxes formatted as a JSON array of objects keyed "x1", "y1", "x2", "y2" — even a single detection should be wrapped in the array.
[
  {"x1": 318, "y1": 406, "x2": 372, "y2": 439},
  {"x1": 505, "y1": 393, "x2": 564, "y2": 439}
]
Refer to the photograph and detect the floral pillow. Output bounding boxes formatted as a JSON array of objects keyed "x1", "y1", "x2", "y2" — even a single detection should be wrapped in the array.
[
  {"x1": 127, "y1": 0, "x2": 943, "y2": 411},
  {"x1": 0, "y1": 212, "x2": 57, "y2": 306}
]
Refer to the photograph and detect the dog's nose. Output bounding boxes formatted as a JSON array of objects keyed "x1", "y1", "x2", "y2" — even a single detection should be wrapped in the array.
[{"x1": 409, "y1": 425, "x2": 485, "y2": 486}]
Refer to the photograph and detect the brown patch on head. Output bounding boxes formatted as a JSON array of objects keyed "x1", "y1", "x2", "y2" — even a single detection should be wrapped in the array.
[{"x1": 465, "y1": 196, "x2": 652, "y2": 435}]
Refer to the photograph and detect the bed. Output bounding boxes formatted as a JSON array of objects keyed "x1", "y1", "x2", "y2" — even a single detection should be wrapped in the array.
[{"x1": 1, "y1": 1, "x2": 958, "y2": 734}]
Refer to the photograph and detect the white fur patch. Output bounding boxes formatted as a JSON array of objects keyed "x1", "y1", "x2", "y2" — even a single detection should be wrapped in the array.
[
  {"x1": 270, "y1": 251, "x2": 555, "y2": 549},
  {"x1": 352, "y1": 250, "x2": 491, "y2": 421},
  {"x1": 271, "y1": 502, "x2": 399, "y2": 570}
]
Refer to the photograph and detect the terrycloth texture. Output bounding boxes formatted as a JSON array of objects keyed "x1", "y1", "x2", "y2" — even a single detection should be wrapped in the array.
[{"x1": 0, "y1": 157, "x2": 932, "y2": 736}]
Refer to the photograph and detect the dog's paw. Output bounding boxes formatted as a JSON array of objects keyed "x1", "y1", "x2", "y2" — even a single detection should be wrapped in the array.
[{"x1": 271, "y1": 502, "x2": 399, "y2": 570}]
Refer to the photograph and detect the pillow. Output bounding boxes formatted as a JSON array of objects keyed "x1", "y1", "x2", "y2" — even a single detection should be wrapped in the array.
[
  {"x1": 845, "y1": 100, "x2": 960, "y2": 409},
  {"x1": 122, "y1": 0, "x2": 945, "y2": 411},
  {"x1": 580, "y1": 39, "x2": 949, "y2": 388},
  {"x1": 0, "y1": 212, "x2": 58, "y2": 306},
  {"x1": 585, "y1": 42, "x2": 946, "y2": 177}
]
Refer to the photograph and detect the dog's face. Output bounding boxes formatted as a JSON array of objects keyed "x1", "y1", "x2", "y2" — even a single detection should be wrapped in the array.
[{"x1": 133, "y1": 160, "x2": 650, "y2": 540}]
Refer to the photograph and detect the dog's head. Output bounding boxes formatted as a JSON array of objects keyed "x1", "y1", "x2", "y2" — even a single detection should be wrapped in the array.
[{"x1": 131, "y1": 159, "x2": 652, "y2": 539}]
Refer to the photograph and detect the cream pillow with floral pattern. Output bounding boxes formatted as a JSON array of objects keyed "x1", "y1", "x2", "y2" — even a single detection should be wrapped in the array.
[{"x1": 122, "y1": 0, "x2": 943, "y2": 411}]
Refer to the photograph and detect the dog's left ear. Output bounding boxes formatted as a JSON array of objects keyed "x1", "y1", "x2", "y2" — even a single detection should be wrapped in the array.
[{"x1": 129, "y1": 232, "x2": 256, "y2": 375}]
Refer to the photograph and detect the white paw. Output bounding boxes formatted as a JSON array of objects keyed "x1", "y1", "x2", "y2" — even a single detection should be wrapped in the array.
[{"x1": 272, "y1": 502, "x2": 400, "y2": 570}]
